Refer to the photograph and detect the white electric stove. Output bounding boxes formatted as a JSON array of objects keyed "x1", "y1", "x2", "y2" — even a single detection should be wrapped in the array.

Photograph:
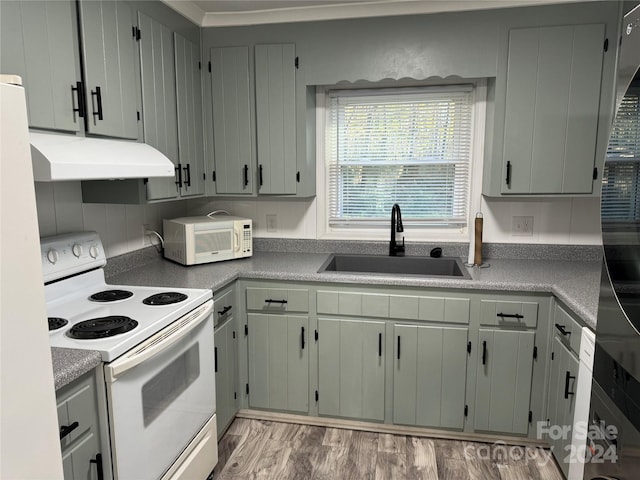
[{"x1": 42, "y1": 231, "x2": 218, "y2": 480}]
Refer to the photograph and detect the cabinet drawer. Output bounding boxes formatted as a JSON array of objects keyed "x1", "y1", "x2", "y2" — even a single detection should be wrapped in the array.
[
  {"x1": 480, "y1": 300, "x2": 538, "y2": 328},
  {"x1": 215, "y1": 287, "x2": 236, "y2": 327},
  {"x1": 553, "y1": 304, "x2": 582, "y2": 354},
  {"x1": 246, "y1": 287, "x2": 309, "y2": 312},
  {"x1": 57, "y1": 374, "x2": 98, "y2": 450}
]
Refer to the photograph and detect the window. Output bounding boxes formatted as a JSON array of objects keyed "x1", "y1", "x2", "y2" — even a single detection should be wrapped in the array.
[
  {"x1": 323, "y1": 85, "x2": 476, "y2": 233},
  {"x1": 602, "y1": 87, "x2": 640, "y2": 221}
]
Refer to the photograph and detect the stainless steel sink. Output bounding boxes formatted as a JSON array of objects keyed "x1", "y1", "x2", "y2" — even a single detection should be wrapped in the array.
[{"x1": 317, "y1": 254, "x2": 471, "y2": 279}]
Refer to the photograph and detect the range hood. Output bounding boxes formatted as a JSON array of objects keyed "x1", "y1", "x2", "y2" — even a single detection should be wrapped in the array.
[{"x1": 30, "y1": 132, "x2": 175, "y2": 181}]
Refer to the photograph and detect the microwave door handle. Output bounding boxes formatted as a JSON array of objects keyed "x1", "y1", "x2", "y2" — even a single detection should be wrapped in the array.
[
  {"x1": 105, "y1": 299, "x2": 213, "y2": 382},
  {"x1": 234, "y1": 229, "x2": 240, "y2": 252}
]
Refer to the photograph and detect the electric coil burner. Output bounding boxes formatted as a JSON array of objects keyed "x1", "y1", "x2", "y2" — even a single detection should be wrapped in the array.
[
  {"x1": 89, "y1": 289, "x2": 133, "y2": 302},
  {"x1": 142, "y1": 292, "x2": 188, "y2": 306},
  {"x1": 48, "y1": 317, "x2": 68, "y2": 331},
  {"x1": 68, "y1": 316, "x2": 138, "y2": 339}
]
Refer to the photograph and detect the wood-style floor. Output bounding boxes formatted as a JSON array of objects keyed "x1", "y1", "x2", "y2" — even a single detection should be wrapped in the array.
[{"x1": 212, "y1": 417, "x2": 564, "y2": 480}]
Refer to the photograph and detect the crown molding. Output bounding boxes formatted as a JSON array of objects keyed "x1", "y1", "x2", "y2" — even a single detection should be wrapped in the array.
[{"x1": 162, "y1": 0, "x2": 587, "y2": 27}]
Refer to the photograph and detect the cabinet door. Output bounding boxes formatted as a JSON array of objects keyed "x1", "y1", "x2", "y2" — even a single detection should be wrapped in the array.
[
  {"x1": 502, "y1": 24, "x2": 604, "y2": 194},
  {"x1": 546, "y1": 335, "x2": 579, "y2": 476},
  {"x1": 247, "y1": 313, "x2": 308, "y2": 413},
  {"x1": 393, "y1": 324, "x2": 468, "y2": 429},
  {"x1": 137, "y1": 12, "x2": 179, "y2": 200},
  {"x1": 0, "y1": 0, "x2": 81, "y2": 132},
  {"x1": 215, "y1": 318, "x2": 237, "y2": 438},
  {"x1": 255, "y1": 44, "x2": 297, "y2": 194},
  {"x1": 474, "y1": 328, "x2": 535, "y2": 434},
  {"x1": 210, "y1": 46, "x2": 253, "y2": 194},
  {"x1": 175, "y1": 33, "x2": 205, "y2": 198},
  {"x1": 61, "y1": 431, "x2": 101, "y2": 480},
  {"x1": 79, "y1": 0, "x2": 138, "y2": 139},
  {"x1": 318, "y1": 318, "x2": 385, "y2": 421}
]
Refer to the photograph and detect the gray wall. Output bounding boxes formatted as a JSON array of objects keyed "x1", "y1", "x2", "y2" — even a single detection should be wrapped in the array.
[{"x1": 202, "y1": 1, "x2": 620, "y2": 84}]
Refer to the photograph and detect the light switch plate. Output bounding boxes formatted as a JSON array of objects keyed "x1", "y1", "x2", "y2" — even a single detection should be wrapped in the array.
[{"x1": 512, "y1": 216, "x2": 533, "y2": 236}]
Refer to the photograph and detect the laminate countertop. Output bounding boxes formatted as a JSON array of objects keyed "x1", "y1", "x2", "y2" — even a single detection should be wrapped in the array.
[{"x1": 53, "y1": 251, "x2": 602, "y2": 390}]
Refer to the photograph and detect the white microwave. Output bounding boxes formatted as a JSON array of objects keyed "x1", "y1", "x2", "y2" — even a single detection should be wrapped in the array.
[{"x1": 163, "y1": 216, "x2": 252, "y2": 265}]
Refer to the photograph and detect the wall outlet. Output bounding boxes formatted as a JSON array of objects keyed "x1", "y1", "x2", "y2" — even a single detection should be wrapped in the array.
[
  {"x1": 512, "y1": 216, "x2": 534, "y2": 236},
  {"x1": 266, "y1": 214, "x2": 278, "y2": 233}
]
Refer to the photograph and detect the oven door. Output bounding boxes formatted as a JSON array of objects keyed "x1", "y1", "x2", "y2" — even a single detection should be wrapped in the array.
[{"x1": 104, "y1": 300, "x2": 216, "y2": 480}]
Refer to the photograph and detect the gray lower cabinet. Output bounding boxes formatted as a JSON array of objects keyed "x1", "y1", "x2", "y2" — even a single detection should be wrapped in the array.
[
  {"x1": 57, "y1": 370, "x2": 104, "y2": 480},
  {"x1": 210, "y1": 46, "x2": 254, "y2": 195},
  {"x1": 78, "y1": 0, "x2": 138, "y2": 139},
  {"x1": 0, "y1": 0, "x2": 82, "y2": 132},
  {"x1": 239, "y1": 281, "x2": 551, "y2": 438},
  {"x1": 545, "y1": 303, "x2": 584, "y2": 476},
  {"x1": 247, "y1": 313, "x2": 309, "y2": 413},
  {"x1": 317, "y1": 318, "x2": 385, "y2": 421},
  {"x1": 215, "y1": 316, "x2": 238, "y2": 438},
  {"x1": 546, "y1": 335, "x2": 579, "y2": 477},
  {"x1": 474, "y1": 328, "x2": 536, "y2": 435},
  {"x1": 393, "y1": 324, "x2": 468, "y2": 429}
]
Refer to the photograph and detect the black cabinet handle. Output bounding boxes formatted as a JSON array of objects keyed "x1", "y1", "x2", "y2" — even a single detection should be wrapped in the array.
[
  {"x1": 497, "y1": 312, "x2": 524, "y2": 320},
  {"x1": 214, "y1": 347, "x2": 218, "y2": 373},
  {"x1": 217, "y1": 305, "x2": 232, "y2": 316},
  {"x1": 90, "y1": 453, "x2": 104, "y2": 480},
  {"x1": 71, "y1": 82, "x2": 85, "y2": 121},
  {"x1": 564, "y1": 371, "x2": 576, "y2": 399},
  {"x1": 505, "y1": 160, "x2": 512, "y2": 186},
  {"x1": 397, "y1": 336, "x2": 401, "y2": 360},
  {"x1": 183, "y1": 164, "x2": 191, "y2": 187},
  {"x1": 301, "y1": 326, "x2": 305, "y2": 350},
  {"x1": 555, "y1": 324, "x2": 571, "y2": 336},
  {"x1": 59, "y1": 421, "x2": 79, "y2": 440},
  {"x1": 243, "y1": 164, "x2": 249, "y2": 187},
  {"x1": 91, "y1": 86, "x2": 103, "y2": 121},
  {"x1": 174, "y1": 164, "x2": 183, "y2": 188},
  {"x1": 378, "y1": 333, "x2": 382, "y2": 357},
  {"x1": 265, "y1": 299, "x2": 287, "y2": 304},
  {"x1": 482, "y1": 341, "x2": 487, "y2": 365},
  {"x1": 259, "y1": 164, "x2": 264, "y2": 186}
]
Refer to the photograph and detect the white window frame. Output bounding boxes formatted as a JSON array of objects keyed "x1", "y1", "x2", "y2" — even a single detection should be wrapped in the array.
[{"x1": 315, "y1": 79, "x2": 486, "y2": 241}]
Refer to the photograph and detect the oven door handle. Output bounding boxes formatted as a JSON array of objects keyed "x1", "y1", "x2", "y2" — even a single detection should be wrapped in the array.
[{"x1": 105, "y1": 299, "x2": 213, "y2": 382}]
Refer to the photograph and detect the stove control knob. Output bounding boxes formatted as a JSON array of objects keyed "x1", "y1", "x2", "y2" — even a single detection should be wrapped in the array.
[
  {"x1": 72, "y1": 244, "x2": 83, "y2": 258},
  {"x1": 89, "y1": 245, "x2": 99, "y2": 259},
  {"x1": 47, "y1": 248, "x2": 59, "y2": 264}
]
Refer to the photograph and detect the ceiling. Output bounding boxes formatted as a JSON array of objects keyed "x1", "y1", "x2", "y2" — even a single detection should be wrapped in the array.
[{"x1": 162, "y1": 0, "x2": 589, "y2": 27}]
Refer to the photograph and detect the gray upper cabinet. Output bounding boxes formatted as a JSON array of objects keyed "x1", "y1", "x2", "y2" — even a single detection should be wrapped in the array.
[
  {"x1": 137, "y1": 12, "x2": 179, "y2": 201},
  {"x1": 175, "y1": 33, "x2": 205, "y2": 198},
  {"x1": 210, "y1": 46, "x2": 254, "y2": 195},
  {"x1": 78, "y1": 0, "x2": 138, "y2": 139},
  {"x1": 0, "y1": 0, "x2": 82, "y2": 132},
  {"x1": 255, "y1": 44, "x2": 297, "y2": 195},
  {"x1": 485, "y1": 23, "x2": 606, "y2": 196}
]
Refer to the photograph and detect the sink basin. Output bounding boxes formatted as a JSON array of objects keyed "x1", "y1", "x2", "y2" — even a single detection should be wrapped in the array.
[{"x1": 317, "y1": 254, "x2": 471, "y2": 279}]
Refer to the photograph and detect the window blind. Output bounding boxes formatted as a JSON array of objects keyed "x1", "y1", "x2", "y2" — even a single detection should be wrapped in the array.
[
  {"x1": 326, "y1": 86, "x2": 473, "y2": 228},
  {"x1": 602, "y1": 88, "x2": 640, "y2": 221}
]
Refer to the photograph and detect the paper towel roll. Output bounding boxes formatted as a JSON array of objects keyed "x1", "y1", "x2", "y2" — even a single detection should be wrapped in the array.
[{"x1": 474, "y1": 213, "x2": 483, "y2": 266}]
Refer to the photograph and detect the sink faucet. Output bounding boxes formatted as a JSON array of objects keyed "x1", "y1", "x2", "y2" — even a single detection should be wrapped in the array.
[{"x1": 389, "y1": 203, "x2": 405, "y2": 256}]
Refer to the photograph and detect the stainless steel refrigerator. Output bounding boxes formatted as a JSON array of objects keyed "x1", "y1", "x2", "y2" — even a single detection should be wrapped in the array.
[{"x1": 586, "y1": 4, "x2": 640, "y2": 479}]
